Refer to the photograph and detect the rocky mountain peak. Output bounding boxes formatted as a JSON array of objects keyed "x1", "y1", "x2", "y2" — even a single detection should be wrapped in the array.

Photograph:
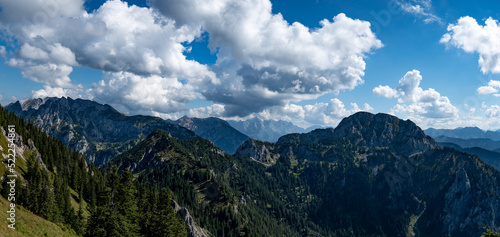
[
  {"x1": 20, "y1": 97, "x2": 52, "y2": 110},
  {"x1": 333, "y1": 112, "x2": 439, "y2": 155}
]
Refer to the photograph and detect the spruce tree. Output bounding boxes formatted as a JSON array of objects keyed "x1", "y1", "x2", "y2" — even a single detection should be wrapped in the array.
[
  {"x1": 138, "y1": 187, "x2": 157, "y2": 236},
  {"x1": 151, "y1": 190, "x2": 187, "y2": 237},
  {"x1": 117, "y1": 169, "x2": 139, "y2": 235}
]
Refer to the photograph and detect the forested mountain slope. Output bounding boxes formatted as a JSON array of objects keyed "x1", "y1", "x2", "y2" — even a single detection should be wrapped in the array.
[
  {"x1": 0, "y1": 105, "x2": 190, "y2": 237},
  {"x1": 5, "y1": 97, "x2": 196, "y2": 166},
  {"x1": 111, "y1": 112, "x2": 500, "y2": 236}
]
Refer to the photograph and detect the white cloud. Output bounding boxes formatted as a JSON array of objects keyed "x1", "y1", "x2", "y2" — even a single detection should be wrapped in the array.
[
  {"x1": 0, "y1": 0, "x2": 84, "y2": 26},
  {"x1": 441, "y1": 16, "x2": 500, "y2": 74},
  {"x1": 485, "y1": 105, "x2": 500, "y2": 118},
  {"x1": 280, "y1": 103, "x2": 306, "y2": 119},
  {"x1": 373, "y1": 85, "x2": 399, "y2": 98},
  {"x1": 477, "y1": 80, "x2": 500, "y2": 95},
  {"x1": 261, "y1": 99, "x2": 372, "y2": 126},
  {"x1": 375, "y1": 70, "x2": 458, "y2": 119},
  {"x1": 8, "y1": 58, "x2": 74, "y2": 88},
  {"x1": 19, "y1": 43, "x2": 49, "y2": 60},
  {"x1": 151, "y1": 0, "x2": 383, "y2": 116},
  {"x1": 395, "y1": 0, "x2": 441, "y2": 24},
  {"x1": 187, "y1": 104, "x2": 226, "y2": 118},
  {"x1": 1, "y1": 0, "x2": 382, "y2": 118},
  {"x1": 303, "y1": 99, "x2": 373, "y2": 125},
  {"x1": 47, "y1": 43, "x2": 77, "y2": 65},
  {"x1": 184, "y1": 98, "x2": 372, "y2": 127},
  {"x1": 0, "y1": 0, "x2": 216, "y2": 90},
  {"x1": 489, "y1": 80, "x2": 500, "y2": 88},
  {"x1": 32, "y1": 85, "x2": 81, "y2": 99},
  {"x1": 88, "y1": 72, "x2": 199, "y2": 115},
  {"x1": 478, "y1": 86, "x2": 499, "y2": 95}
]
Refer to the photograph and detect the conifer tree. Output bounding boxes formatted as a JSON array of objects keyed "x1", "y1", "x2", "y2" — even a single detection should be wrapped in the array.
[
  {"x1": 138, "y1": 187, "x2": 156, "y2": 236},
  {"x1": 117, "y1": 169, "x2": 140, "y2": 235},
  {"x1": 151, "y1": 190, "x2": 187, "y2": 237}
]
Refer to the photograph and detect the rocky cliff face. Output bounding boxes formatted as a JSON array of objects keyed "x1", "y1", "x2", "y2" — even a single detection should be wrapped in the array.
[
  {"x1": 172, "y1": 201, "x2": 210, "y2": 237},
  {"x1": 5, "y1": 97, "x2": 195, "y2": 166},
  {"x1": 174, "y1": 116, "x2": 249, "y2": 154},
  {"x1": 234, "y1": 139, "x2": 279, "y2": 164}
]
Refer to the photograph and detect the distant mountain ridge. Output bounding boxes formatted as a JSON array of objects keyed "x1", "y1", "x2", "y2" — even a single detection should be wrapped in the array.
[
  {"x1": 434, "y1": 135, "x2": 500, "y2": 151},
  {"x1": 172, "y1": 115, "x2": 249, "y2": 154},
  {"x1": 5, "y1": 97, "x2": 196, "y2": 165},
  {"x1": 425, "y1": 126, "x2": 500, "y2": 141},
  {"x1": 237, "y1": 112, "x2": 439, "y2": 164},
  {"x1": 227, "y1": 118, "x2": 306, "y2": 142}
]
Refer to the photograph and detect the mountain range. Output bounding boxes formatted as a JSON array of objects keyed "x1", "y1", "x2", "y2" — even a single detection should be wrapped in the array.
[
  {"x1": 4, "y1": 98, "x2": 305, "y2": 159},
  {"x1": 425, "y1": 127, "x2": 500, "y2": 171},
  {"x1": 434, "y1": 136, "x2": 500, "y2": 151},
  {"x1": 227, "y1": 118, "x2": 307, "y2": 142},
  {"x1": 425, "y1": 127, "x2": 500, "y2": 141},
  {"x1": 1, "y1": 98, "x2": 500, "y2": 236},
  {"x1": 5, "y1": 97, "x2": 196, "y2": 166}
]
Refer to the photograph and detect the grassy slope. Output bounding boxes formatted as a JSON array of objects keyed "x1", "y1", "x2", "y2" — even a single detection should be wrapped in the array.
[
  {"x1": 0, "y1": 196, "x2": 78, "y2": 237},
  {"x1": 0, "y1": 129, "x2": 82, "y2": 236}
]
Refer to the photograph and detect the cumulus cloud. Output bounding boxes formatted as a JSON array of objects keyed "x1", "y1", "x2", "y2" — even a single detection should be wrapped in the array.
[
  {"x1": 261, "y1": 99, "x2": 372, "y2": 126},
  {"x1": 477, "y1": 80, "x2": 500, "y2": 95},
  {"x1": 0, "y1": 0, "x2": 84, "y2": 26},
  {"x1": 7, "y1": 58, "x2": 74, "y2": 88},
  {"x1": 374, "y1": 70, "x2": 458, "y2": 119},
  {"x1": 0, "y1": 0, "x2": 215, "y2": 88},
  {"x1": 485, "y1": 105, "x2": 500, "y2": 118},
  {"x1": 441, "y1": 16, "x2": 500, "y2": 74},
  {"x1": 88, "y1": 72, "x2": 199, "y2": 115},
  {"x1": 187, "y1": 104, "x2": 226, "y2": 118},
  {"x1": 478, "y1": 87, "x2": 498, "y2": 95},
  {"x1": 32, "y1": 85, "x2": 81, "y2": 99},
  {"x1": 19, "y1": 43, "x2": 49, "y2": 60},
  {"x1": 183, "y1": 98, "x2": 372, "y2": 127},
  {"x1": 1, "y1": 0, "x2": 382, "y2": 117},
  {"x1": 151, "y1": 0, "x2": 383, "y2": 116},
  {"x1": 47, "y1": 43, "x2": 78, "y2": 65},
  {"x1": 395, "y1": 0, "x2": 442, "y2": 24},
  {"x1": 373, "y1": 85, "x2": 399, "y2": 98}
]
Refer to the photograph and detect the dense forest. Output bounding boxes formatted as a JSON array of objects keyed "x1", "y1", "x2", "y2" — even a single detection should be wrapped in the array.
[{"x1": 0, "y1": 106, "x2": 186, "y2": 236}]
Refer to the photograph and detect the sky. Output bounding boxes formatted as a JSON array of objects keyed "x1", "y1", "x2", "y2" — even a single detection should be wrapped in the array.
[{"x1": 1, "y1": 0, "x2": 500, "y2": 130}]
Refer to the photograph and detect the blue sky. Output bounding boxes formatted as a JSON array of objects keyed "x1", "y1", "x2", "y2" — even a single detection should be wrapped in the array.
[{"x1": 1, "y1": 0, "x2": 500, "y2": 129}]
